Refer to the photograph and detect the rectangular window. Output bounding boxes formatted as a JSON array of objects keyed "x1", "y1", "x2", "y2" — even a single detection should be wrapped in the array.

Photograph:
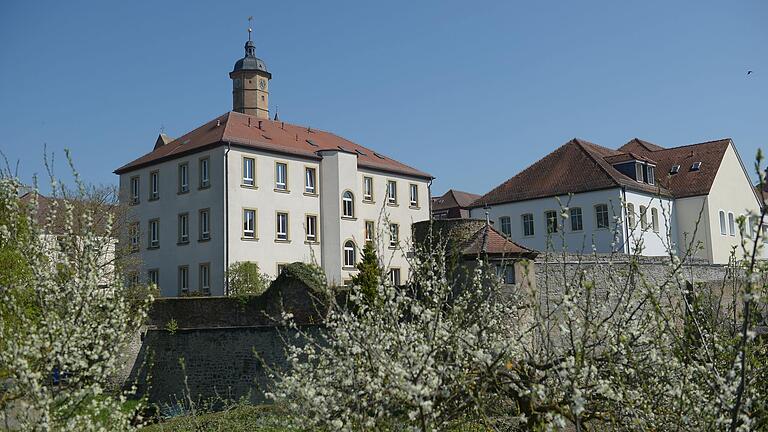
[
  {"x1": 570, "y1": 207, "x2": 583, "y2": 231},
  {"x1": 149, "y1": 171, "x2": 159, "y2": 200},
  {"x1": 130, "y1": 176, "x2": 140, "y2": 205},
  {"x1": 647, "y1": 165, "x2": 655, "y2": 185},
  {"x1": 499, "y1": 216, "x2": 511, "y2": 236},
  {"x1": 242, "y1": 157, "x2": 255, "y2": 187},
  {"x1": 595, "y1": 204, "x2": 610, "y2": 229},
  {"x1": 129, "y1": 222, "x2": 140, "y2": 251},
  {"x1": 243, "y1": 209, "x2": 256, "y2": 239},
  {"x1": 522, "y1": 213, "x2": 535, "y2": 236},
  {"x1": 305, "y1": 214, "x2": 317, "y2": 242},
  {"x1": 178, "y1": 265, "x2": 189, "y2": 296},
  {"x1": 497, "y1": 264, "x2": 516, "y2": 284},
  {"x1": 199, "y1": 208, "x2": 210, "y2": 241},
  {"x1": 545, "y1": 210, "x2": 558, "y2": 233},
  {"x1": 363, "y1": 176, "x2": 374, "y2": 202},
  {"x1": 627, "y1": 203, "x2": 636, "y2": 228},
  {"x1": 178, "y1": 213, "x2": 189, "y2": 243},
  {"x1": 178, "y1": 162, "x2": 189, "y2": 193},
  {"x1": 199, "y1": 157, "x2": 210, "y2": 189},
  {"x1": 389, "y1": 223, "x2": 399, "y2": 248},
  {"x1": 651, "y1": 207, "x2": 659, "y2": 233},
  {"x1": 635, "y1": 163, "x2": 644, "y2": 182},
  {"x1": 390, "y1": 268, "x2": 401, "y2": 286},
  {"x1": 276, "y1": 212, "x2": 289, "y2": 241},
  {"x1": 387, "y1": 180, "x2": 397, "y2": 205},
  {"x1": 640, "y1": 205, "x2": 648, "y2": 229},
  {"x1": 148, "y1": 219, "x2": 159, "y2": 248},
  {"x1": 409, "y1": 184, "x2": 419, "y2": 207},
  {"x1": 275, "y1": 162, "x2": 288, "y2": 191},
  {"x1": 305, "y1": 167, "x2": 316, "y2": 194},
  {"x1": 199, "y1": 263, "x2": 210, "y2": 295},
  {"x1": 365, "y1": 220, "x2": 375, "y2": 242},
  {"x1": 147, "y1": 269, "x2": 159, "y2": 287}
]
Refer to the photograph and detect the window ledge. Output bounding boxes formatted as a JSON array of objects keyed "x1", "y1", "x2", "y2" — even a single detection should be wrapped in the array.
[
  {"x1": 387, "y1": 203, "x2": 399, "y2": 207},
  {"x1": 363, "y1": 199, "x2": 375, "y2": 204},
  {"x1": 305, "y1": 240, "x2": 320, "y2": 245},
  {"x1": 198, "y1": 237, "x2": 211, "y2": 243},
  {"x1": 241, "y1": 184, "x2": 258, "y2": 189},
  {"x1": 148, "y1": 197, "x2": 159, "y2": 202},
  {"x1": 388, "y1": 245, "x2": 398, "y2": 250},
  {"x1": 147, "y1": 245, "x2": 160, "y2": 250},
  {"x1": 241, "y1": 236, "x2": 259, "y2": 241},
  {"x1": 177, "y1": 190, "x2": 190, "y2": 195},
  {"x1": 341, "y1": 216, "x2": 357, "y2": 221},
  {"x1": 177, "y1": 241, "x2": 190, "y2": 246},
  {"x1": 274, "y1": 188, "x2": 290, "y2": 194},
  {"x1": 409, "y1": 205, "x2": 421, "y2": 210},
  {"x1": 198, "y1": 184, "x2": 210, "y2": 190},
  {"x1": 342, "y1": 266, "x2": 357, "y2": 271},
  {"x1": 274, "y1": 238, "x2": 291, "y2": 243},
  {"x1": 303, "y1": 192, "x2": 319, "y2": 197}
]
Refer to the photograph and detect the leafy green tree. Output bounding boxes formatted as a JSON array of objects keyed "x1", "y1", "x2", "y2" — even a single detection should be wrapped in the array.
[
  {"x1": 227, "y1": 261, "x2": 270, "y2": 297},
  {"x1": 350, "y1": 241, "x2": 382, "y2": 304}
]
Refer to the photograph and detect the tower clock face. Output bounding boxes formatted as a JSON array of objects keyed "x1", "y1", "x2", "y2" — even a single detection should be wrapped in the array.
[{"x1": 259, "y1": 79, "x2": 266, "y2": 90}]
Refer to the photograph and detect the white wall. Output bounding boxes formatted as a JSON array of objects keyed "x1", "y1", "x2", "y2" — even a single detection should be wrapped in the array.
[
  {"x1": 704, "y1": 142, "x2": 764, "y2": 264},
  {"x1": 120, "y1": 148, "x2": 225, "y2": 297},
  {"x1": 226, "y1": 148, "x2": 322, "y2": 280},
  {"x1": 356, "y1": 168, "x2": 430, "y2": 283},
  {"x1": 674, "y1": 195, "x2": 711, "y2": 261},
  {"x1": 623, "y1": 190, "x2": 676, "y2": 256},
  {"x1": 470, "y1": 188, "x2": 627, "y2": 254}
]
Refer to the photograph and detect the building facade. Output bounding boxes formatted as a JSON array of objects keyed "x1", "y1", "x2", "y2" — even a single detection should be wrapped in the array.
[
  {"x1": 115, "y1": 38, "x2": 431, "y2": 296},
  {"x1": 470, "y1": 138, "x2": 762, "y2": 264}
]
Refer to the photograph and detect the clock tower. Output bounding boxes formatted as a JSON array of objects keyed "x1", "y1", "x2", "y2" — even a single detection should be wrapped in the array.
[{"x1": 229, "y1": 27, "x2": 271, "y2": 119}]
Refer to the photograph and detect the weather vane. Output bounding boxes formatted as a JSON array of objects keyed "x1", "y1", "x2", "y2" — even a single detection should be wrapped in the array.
[{"x1": 247, "y1": 16, "x2": 253, "y2": 41}]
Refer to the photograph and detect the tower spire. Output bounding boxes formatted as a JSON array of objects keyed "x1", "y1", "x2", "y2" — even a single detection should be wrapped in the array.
[{"x1": 247, "y1": 16, "x2": 253, "y2": 42}]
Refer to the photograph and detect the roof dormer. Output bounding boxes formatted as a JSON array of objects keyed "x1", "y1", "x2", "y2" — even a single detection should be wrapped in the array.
[{"x1": 604, "y1": 153, "x2": 657, "y2": 185}]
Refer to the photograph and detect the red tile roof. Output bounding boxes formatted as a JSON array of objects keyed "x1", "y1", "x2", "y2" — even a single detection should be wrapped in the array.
[
  {"x1": 115, "y1": 111, "x2": 432, "y2": 179},
  {"x1": 432, "y1": 189, "x2": 481, "y2": 211},
  {"x1": 461, "y1": 223, "x2": 537, "y2": 257},
  {"x1": 472, "y1": 138, "x2": 671, "y2": 207},
  {"x1": 618, "y1": 138, "x2": 732, "y2": 198}
]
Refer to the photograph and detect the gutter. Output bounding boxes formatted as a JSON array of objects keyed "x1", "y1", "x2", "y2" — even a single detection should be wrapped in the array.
[{"x1": 224, "y1": 142, "x2": 231, "y2": 295}]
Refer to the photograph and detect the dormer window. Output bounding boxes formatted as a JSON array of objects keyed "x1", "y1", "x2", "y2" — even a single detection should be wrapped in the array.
[
  {"x1": 691, "y1": 162, "x2": 702, "y2": 171},
  {"x1": 670, "y1": 165, "x2": 680, "y2": 174},
  {"x1": 632, "y1": 161, "x2": 655, "y2": 185},
  {"x1": 635, "y1": 163, "x2": 644, "y2": 183}
]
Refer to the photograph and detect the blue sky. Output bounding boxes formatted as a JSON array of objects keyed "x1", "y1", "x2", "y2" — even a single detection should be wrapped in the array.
[{"x1": 0, "y1": 0, "x2": 766, "y2": 196}]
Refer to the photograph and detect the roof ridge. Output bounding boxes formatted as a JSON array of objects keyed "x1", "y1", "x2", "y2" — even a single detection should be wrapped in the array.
[
  {"x1": 651, "y1": 138, "x2": 731, "y2": 153},
  {"x1": 572, "y1": 139, "x2": 623, "y2": 187}
]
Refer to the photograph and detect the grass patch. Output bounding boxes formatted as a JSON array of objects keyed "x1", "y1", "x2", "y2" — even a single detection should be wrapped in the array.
[{"x1": 140, "y1": 404, "x2": 299, "y2": 432}]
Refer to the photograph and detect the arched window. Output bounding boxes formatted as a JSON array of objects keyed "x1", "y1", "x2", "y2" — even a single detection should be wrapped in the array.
[
  {"x1": 719, "y1": 210, "x2": 726, "y2": 235},
  {"x1": 342, "y1": 191, "x2": 354, "y2": 218},
  {"x1": 728, "y1": 212, "x2": 736, "y2": 236},
  {"x1": 343, "y1": 240, "x2": 356, "y2": 267}
]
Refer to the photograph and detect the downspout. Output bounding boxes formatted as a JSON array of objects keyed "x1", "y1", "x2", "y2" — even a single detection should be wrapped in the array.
[
  {"x1": 428, "y1": 178, "x2": 433, "y2": 220},
  {"x1": 622, "y1": 187, "x2": 630, "y2": 254},
  {"x1": 224, "y1": 142, "x2": 231, "y2": 295}
]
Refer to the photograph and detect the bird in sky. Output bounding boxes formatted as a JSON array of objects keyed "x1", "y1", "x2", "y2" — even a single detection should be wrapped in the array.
[{"x1": 747, "y1": 70, "x2": 753, "y2": 75}]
